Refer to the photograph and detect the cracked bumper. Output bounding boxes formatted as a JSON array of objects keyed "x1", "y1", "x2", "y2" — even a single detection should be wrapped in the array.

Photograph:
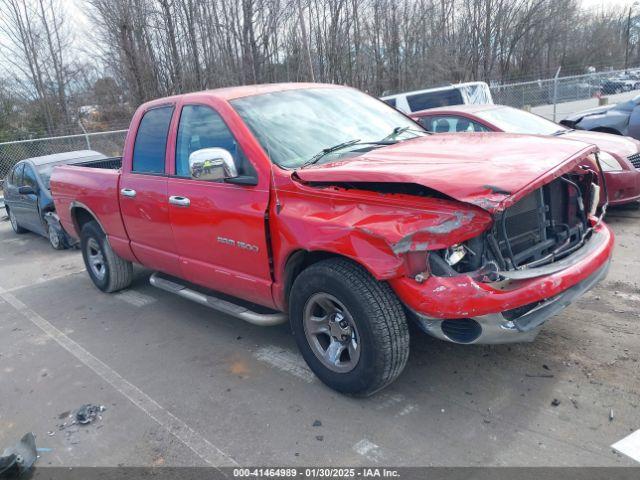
[
  {"x1": 390, "y1": 223, "x2": 614, "y2": 344},
  {"x1": 412, "y1": 260, "x2": 610, "y2": 344}
]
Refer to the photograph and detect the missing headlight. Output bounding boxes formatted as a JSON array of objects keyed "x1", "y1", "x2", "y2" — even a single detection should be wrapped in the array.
[
  {"x1": 430, "y1": 238, "x2": 483, "y2": 276},
  {"x1": 445, "y1": 244, "x2": 467, "y2": 266}
]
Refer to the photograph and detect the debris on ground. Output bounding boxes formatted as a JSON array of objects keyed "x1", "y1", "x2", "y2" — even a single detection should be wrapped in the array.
[
  {"x1": 312, "y1": 420, "x2": 322, "y2": 427},
  {"x1": 0, "y1": 432, "x2": 37, "y2": 477},
  {"x1": 551, "y1": 399, "x2": 561, "y2": 407},
  {"x1": 57, "y1": 404, "x2": 106, "y2": 435},
  {"x1": 75, "y1": 404, "x2": 105, "y2": 425}
]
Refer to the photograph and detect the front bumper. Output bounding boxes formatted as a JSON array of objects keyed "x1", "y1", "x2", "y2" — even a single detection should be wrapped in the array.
[
  {"x1": 412, "y1": 260, "x2": 609, "y2": 344},
  {"x1": 605, "y1": 169, "x2": 640, "y2": 205},
  {"x1": 390, "y1": 223, "x2": 614, "y2": 344}
]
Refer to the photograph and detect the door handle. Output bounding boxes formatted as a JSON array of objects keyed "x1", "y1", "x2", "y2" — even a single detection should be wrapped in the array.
[
  {"x1": 169, "y1": 195, "x2": 190, "y2": 207},
  {"x1": 120, "y1": 188, "x2": 137, "y2": 198}
]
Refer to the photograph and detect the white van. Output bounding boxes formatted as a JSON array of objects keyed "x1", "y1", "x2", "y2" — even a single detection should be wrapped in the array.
[{"x1": 380, "y1": 82, "x2": 493, "y2": 113}]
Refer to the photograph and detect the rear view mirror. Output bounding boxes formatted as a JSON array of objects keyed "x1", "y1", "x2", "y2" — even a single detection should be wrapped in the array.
[
  {"x1": 18, "y1": 186, "x2": 36, "y2": 195},
  {"x1": 188, "y1": 148, "x2": 238, "y2": 181}
]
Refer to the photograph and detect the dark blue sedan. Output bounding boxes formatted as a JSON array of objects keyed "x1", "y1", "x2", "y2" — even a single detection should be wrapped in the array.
[{"x1": 3, "y1": 150, "x2": 106, "y2": 249}]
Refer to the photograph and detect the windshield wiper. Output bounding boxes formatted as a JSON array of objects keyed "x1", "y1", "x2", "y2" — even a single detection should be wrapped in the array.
[
  {"x1": 301, "y1": 139, "x2": 361, "y2": 168},
  {"x1": 552, "y1": 129, "x2": 574, "y2": 136},
  {"x1": 300, "y1": 139, "x2": 394, "y2": 168},
  {"x1": 380, "y1": 126, "x2": 430, "y2": 143}
]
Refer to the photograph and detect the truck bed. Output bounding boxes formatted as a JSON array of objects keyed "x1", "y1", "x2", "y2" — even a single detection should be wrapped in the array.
[
  {"x1": 50, "y1": 160, "x2": 129, "y2": 246},
  {"x1": 76, "y1": 156, "x2": 123, "y2": 170}
]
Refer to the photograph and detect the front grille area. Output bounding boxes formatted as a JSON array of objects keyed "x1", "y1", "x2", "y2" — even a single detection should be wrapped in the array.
[
  {"x1": 490, "y1": 177, "x2": 588, "y2": 270},
  {"x1": 628, "y1": 153, "x2": 640, "y2": 169}
]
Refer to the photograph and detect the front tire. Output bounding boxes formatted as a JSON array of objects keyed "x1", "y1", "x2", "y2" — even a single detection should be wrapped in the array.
[
  {"x1": 80, "y1": 221, "x2": 133, "y2": 292},
  {"x1": 47, "y1": 224, "x2": 67, "y2": 250},
  {"x1": 289, "y1": 258, "x2": 410, "y2": 396}
]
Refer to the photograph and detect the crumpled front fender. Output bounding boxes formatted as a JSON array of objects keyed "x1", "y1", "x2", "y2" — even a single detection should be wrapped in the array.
[{"x1": 271, "y1": 184, "x2": 493, "y2": 282}]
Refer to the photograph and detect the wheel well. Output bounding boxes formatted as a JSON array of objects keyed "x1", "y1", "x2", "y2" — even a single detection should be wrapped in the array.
[
  {"x1": 283, "y1": 250, "x2": 345, "y2": 300},
  {"x1": 72, "y1": 207, "x2": 99, "y2": 235},
  {"x1": 590, "y1": 127, "x2": 622, "y2": 136}
]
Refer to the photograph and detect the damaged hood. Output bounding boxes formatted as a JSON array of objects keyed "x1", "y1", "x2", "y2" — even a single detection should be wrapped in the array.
[
  {"x1": 295, "y1": 133, "x2": 597, "y2": 212},
  {"x1": 561, "y1": 129, "x2": 640, "y2": 158}
]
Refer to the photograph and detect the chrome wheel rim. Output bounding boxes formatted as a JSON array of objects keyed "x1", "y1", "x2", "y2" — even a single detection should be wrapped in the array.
[
  {"x1": 86, "y1": 238, "x2": 106, "y2": 281},
  {"x1": 9, "y1": 210, "x2": 18, "y2": 232},
  {"x1": 303, "y1": 293, "x2": 360, "y2": 373},
  {"x1": 48, "y1": 226, "x2": 59, "y2": 248}
]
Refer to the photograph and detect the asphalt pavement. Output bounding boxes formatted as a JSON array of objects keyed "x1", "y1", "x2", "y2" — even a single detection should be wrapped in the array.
[{"x1": 1, "y1": 207, "x2": 639, "y2": 467}]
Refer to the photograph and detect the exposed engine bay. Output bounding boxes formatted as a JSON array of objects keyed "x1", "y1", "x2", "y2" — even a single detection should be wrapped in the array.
[{"x1": 429, "y1": 171, "x2": 605, "y2": 281}]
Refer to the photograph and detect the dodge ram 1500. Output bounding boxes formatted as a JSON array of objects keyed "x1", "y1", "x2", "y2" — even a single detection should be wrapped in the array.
[{"x1": 50, "y1": 83, "x2": 613, "y2": 395}]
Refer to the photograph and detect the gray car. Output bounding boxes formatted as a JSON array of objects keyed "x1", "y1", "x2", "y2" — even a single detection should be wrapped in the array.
[
  {"x1": 561, "y1": 95, "x2": 640, "y2": 139},
  {"x1": 3, "y1": 150, "x2": 107, "y2": 249}
]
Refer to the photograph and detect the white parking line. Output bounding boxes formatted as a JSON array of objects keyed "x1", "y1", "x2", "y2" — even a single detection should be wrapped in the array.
[
  {"x1": 375, "y1": 392, "x2": 405, "y2": 410},
  {"x1": 115, "y1": 290, "x2": 157, "y2": 307},
  {"x1": 396, "y1": 404, "x2": 417, "y2": 417},
  {"x1": 612, "y1": 429, "x2": 640, "y2": 464},
  {"x1": 2, "y1": 237, "x2": 28, "y2": 245},
  {"x1": 254, "y1": 345, "x2": 316, "y2": 383},
  {"x1": 0, "y1": 287, "x2": 237, "y2": 467},
  {"x1": 353, "y1": 439, "x2": 384, "y2": 462},
  {"x1": 5, "y1": 268, "x2": 86, "y2": 293}
]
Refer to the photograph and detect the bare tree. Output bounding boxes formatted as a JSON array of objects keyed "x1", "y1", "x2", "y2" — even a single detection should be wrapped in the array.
[{"x1": 2, "y1": 0, "x2": 637, "y2": 138}]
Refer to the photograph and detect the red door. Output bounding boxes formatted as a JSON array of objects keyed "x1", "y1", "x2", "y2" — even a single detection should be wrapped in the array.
[
  {"x1": 119, "y1": 105, "x2": 182, "y2": 277},
  {"x1": 166, "y1": 103, "x2": 273, "y2": 307}
]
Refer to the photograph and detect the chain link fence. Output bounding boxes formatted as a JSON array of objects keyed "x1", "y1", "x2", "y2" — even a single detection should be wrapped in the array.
[
  {"x1": 0, "y1": 130, "x2": 127, "y2": 188},
  {"x1": 1, "y1": 66, "x2": 640, "y2": 190},
  {"x1": 490, "y1": 66, "x2": 640, "y2": 121}
]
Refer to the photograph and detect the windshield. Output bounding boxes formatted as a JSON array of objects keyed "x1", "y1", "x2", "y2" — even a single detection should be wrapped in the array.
[
  {"x1": 474, "y1": 106, "x2": 565, "y2": 135},
  {"x1": 231, "y1": 87, "x2": 423, "y2": 168}
]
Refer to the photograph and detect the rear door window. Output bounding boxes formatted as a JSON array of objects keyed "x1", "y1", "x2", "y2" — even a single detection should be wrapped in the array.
[
  {"x1": 132, "y1": 106, "x2": 174, "y2": 174},
  {"x1": 23, "y1": 164, "x2": 38, "y2": 188},
  {"x1": 13, "y1": 163, "x2": 24, "y2": 186},
  {"x1": 407, "y1": 89, "x2": 464, "y2": 111}
]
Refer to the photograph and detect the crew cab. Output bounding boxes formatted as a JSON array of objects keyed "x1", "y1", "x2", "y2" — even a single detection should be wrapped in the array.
[{"x1": 51, "y1": 83, "x2": 613, "y2": 396}]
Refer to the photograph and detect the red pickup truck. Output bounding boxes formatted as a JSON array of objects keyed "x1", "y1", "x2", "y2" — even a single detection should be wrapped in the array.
[{"x1": 51, "y1": 83, "x2": 613, "y2": 395}]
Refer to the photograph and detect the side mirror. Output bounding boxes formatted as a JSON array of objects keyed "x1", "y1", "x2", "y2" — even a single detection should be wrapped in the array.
[
  {"x1": 18, "y1": 185, "x2": 36, "y2": 195},
  {"x1": 188, "y1": 148, "x2": 238, "y2": 181}
]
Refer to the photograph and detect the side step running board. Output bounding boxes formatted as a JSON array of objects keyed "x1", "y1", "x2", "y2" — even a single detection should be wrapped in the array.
[{"x1": 149, "y1": 272, "x2": 288, "y2": 326}]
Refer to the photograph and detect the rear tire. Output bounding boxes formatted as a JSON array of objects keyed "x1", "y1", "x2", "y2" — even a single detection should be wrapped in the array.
[
  {"x1": 8, "y1": 208, "x2": 27, "y2": 234},
  {"x1": 80, "y1": 221, "x2": 133, "y2": 292},
  {"x1": 289, "y1": 258, "x2": 410, "y2": 396}
]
